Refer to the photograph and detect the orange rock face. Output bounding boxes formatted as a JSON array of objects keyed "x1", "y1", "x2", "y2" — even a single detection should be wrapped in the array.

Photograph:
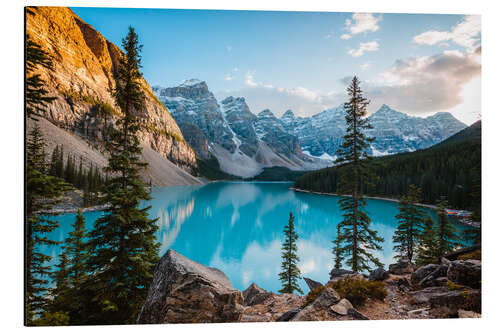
[{"x1": 25, "y1": 6, "x2": 197, "y2": 172}]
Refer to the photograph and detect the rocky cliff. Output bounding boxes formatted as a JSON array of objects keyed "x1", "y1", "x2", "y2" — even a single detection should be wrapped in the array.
[{"x1": 25, "y1": 7, "x2": 197, "y2": 178}]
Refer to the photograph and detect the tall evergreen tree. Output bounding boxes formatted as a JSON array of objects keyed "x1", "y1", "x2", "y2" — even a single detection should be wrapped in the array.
[
  {"x1": 334, "y1": 76, "x2": 383, "y2": 272},
  {"x1": 49, "y1": 145, "x2": 59, "y2": 176},
  {"x1": 25, "y1": 125, "x2": 70, "y2": 324},
  {"x1": 48, "y1": 251, "x2": 71, "y2": 317},
  {"x1": 65, "y1": 210, "x2": 89, "y2": 289},
  {"x1": 26, "y1": 34, "x2": 55, "y2": 120},
  {"x1": 462, "y1": 166, "x2": 481, "y2": 245},
  {"x1": 85, "y1": 27, "x2": 160, "y2": 324},
  {"x1": 279, "y1": 212, "x2": 303, "y2": 294},
  {"x1": 25, "y1": 33, "x2": 71, "y2": 323},
  {"x1": 415, "y1": 215, "x2": 439, "y2": 266},
  {"x1": 332, "y1": 223, "x2": 343, "y2": 269},
  {"x1": 435, "y1": 197, "x2": 461, "y2": 257},
  {"x1": 393, "y1": 185, "x2": 425, "y2": 263},
  {"x1": 48, "y1": 210, "x2": 90, "y2": 324}
]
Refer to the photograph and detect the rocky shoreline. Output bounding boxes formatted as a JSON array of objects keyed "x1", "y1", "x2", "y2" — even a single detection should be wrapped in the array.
[{"x1": 137, "y1": 248, "x2": 481, "y2": 324}]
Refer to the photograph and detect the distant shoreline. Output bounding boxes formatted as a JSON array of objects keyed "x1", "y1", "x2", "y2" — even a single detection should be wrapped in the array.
[
  {"x1": 38, "y1": 204, "x2": 110, "y2": 215},
  {"x1": 289, "y1": 187, "x2": 480, "y2": 228},
  {"x1": 289, "y1": 187, "x2": 439, "y2": 208}
]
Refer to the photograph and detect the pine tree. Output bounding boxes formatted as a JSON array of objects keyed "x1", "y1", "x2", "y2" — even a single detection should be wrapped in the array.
[
  {"x1": 26, "y1": 34, "x2": 56, "y2": 120},
  {"x1": 334, "y1": 76, "x2": 384, "y2": 273},
  {"x1": 26, "y1": 125, "x2": 70, "y2": 324},
  {"x1": 462, "y1": 166, "x2": 481, "y2": 245},
  {"x1": 393, "y1": 185, "x2": 425, "y2": 263},
  {"x1": 25, "y1": 33, "x2": 71, "y2": 325},
  {"x1": 415, "y1": 215, "x2": 439, "y2": 266},
  {"x1": 332, "y1": 223, "x2": 343, "y2": 269},
  {"x1": 279, "y1": 212, "x2": 303, "y2": 294},
  {"x1": 65, "y1": 210, "x2": 89, "y2": 289},
  {"x1": 49, "y1": 145, "x2": 59, "y2": 176},
  {"x1": 462, "y1": 226, "x2": 481, "y2": 246},
  {"x1": 77, "y1": 156, "x2": 84, "y2": 188},
  {"x1": 85, "y1": 27, "x2": 160, "y2": 324},
  {"x1": 48, "y1": 251, "x2": 71, "y2": 316},
  {"x1": 55, "y1": 145, "x2": 64, "y2": 178},
  {"x1": 435, "y1": 197, "x2": 461, "y2": 257}
]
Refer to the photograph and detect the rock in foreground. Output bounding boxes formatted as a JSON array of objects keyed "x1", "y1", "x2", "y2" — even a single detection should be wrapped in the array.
[{"x1": 137, "y1": 249, "x2": 244, "y2": 324}]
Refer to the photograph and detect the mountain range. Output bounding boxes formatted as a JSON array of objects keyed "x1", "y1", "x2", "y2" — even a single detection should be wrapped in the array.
[
  {"x1": 26, "y1": 7, "x2": 469, "y2": 183},
  {"x1": 154, "y1": 80, "x2": 467, "y2": 177},
  {"x1": 153, "y1": 80, "x2": 329, "y2": 178}
]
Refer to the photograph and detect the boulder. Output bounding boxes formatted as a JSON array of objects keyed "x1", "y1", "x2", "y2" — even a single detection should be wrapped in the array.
[
  {"x1": 369, "y1": 267, "x2": 389, "y2": 281},
  {"x1": 330, "y1": 298, "x2": 353, "y2": 315},
  {"x1": 419, "y1": 266, "x2": 448, "y2": 287},
  {"x1": 409, "y1": 287, "x2": 450, "y2": 304},
  {"x1": 441, "y1": 257, "x2": 452, "y2": 267},
  {"x1": 241, "y1": 293, "x2": 303, "y2": 322},
  {"x1": 137, "y1": 249, "x2": 244, "y2": 324},
  {"x1": 447, "y1": 260, "x2": 481, "y2": 289},
  {"x1": 411, "y1": 264, "x2": 440, "y2": 285},
  {"x1": 291, "y1": 287, "x2": 341, "y2": 321},
  {"x1": 329, "y1": 268, "x2": 354, "y2": 279},
  {"x1": 429, "y1": 289, "x2": 481, "y2": 314},
  {"x1": 458, "y1": 309, "x2": 481, "y2": 318},
  {"x1": 347, "y1": 308, "x2": 370, "y2": 320},
  {"x1": 303, "y1": 277, "x2": 323, "y2": 291},
  {"x1": 388, "y1": 259, "x2": 414, "y2": 275},
  {"x1": 276, "y1": 309, "x2": 301, "y2": 322},
  {"x1": 242, "y1": 282, "x2": 272, "y2": 306},
  {"x1": 407, "y1": 308, "x2": 430, "y2": 319}
]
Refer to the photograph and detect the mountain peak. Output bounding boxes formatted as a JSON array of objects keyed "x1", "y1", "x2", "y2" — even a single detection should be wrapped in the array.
[
  {"x1": 282, "y1": 109, "x2": 295, "y2": 119},
  {"x1": 376, "y1": 104, "x2": 399, "y2": 114},
  {"x1": 180, "y1": 78, "x2": 206, "y2": 87},
  {"x1": 258, "y1": 109, "x2": 276, "y2": 118},
  {"x1": 221, "y1": 96, "x2": 246, "y2": 105}
]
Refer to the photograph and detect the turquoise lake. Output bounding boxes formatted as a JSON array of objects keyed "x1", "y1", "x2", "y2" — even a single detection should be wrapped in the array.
[{"x1": 42, "y1": 181, "x2": 466, "y2": 294}]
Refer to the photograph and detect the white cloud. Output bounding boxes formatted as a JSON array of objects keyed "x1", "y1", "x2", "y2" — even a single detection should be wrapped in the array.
[
  {"x1": 243, "y1": 73, "x2": 327, "y2": 103},
  {"x1": 344, "y1": 13, "x2": 382, "y2": 35},
  {"x1": 224, "y1": 74, "x2": 233, "y2": 81},
  {"x1": 233, "y1": 67, "x2": 239, "y2": 72},
  {"x1": 286, "y1": 86, "x2": 319, "y2": 101},
  {"x1": 218, "y1": 72, "x2": 343, "y2": 117},
  {"x1": 243, "y1": 72, "x2": 275, "y2": 90},
  {"x1": 367, "y1": 49, "x2": 481, "y2": 114},
  {"x1": 361, "y1": 62, "x2": 372, "y2": 70},
  {"x1": 244, "y1": 71, "x2": 258, "y2": 87},
  {"x1": 413, "y1": 15, "x2": 481, "y2": 52},
  {"x1": 348, "y1": 41, "x2": 379, "y2": 57},
  {"x1": 340, "y1": 33, "x2": 351, "y2": 40}
]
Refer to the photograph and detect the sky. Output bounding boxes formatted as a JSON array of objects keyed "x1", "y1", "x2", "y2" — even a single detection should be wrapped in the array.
[{"x1": 71, "y1": 7, "x2": 481, "y2": 125}]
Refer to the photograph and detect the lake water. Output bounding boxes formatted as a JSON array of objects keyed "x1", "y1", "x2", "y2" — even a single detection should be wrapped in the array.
[{"x1": 42, "y1": 181, "x2": 466, "y2": 293}]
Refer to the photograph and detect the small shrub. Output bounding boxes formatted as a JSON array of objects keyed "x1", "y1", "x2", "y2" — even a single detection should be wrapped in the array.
[
  {"x1": 302, "y1": 286, "x2": 325, "y2": 307},
  {"x1": 328, "y1": 276, "x2": 387, "y2": 306},
  {"x1": 458, "y1": 249, "x2": 481, "y2": 261}
]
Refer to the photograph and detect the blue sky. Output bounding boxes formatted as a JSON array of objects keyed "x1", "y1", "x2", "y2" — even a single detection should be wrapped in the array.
[{"x1": 71, "y1": 7, "x2": 481, "y2": 124}]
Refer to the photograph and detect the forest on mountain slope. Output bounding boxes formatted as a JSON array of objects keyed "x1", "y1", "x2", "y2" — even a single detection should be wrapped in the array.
[{"x1": 294, "y1": 121, "x2": 481, "y2": 212}]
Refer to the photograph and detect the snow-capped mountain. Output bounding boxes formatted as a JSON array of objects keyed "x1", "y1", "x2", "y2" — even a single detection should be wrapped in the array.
[
  {"x1": 153, "y1": 81, "x2": 329, "y2": 177},
  {"x1": 153, "y1": 80, "x2": 234, "y2": 159},
  {"x1": 282, "y1": 104, "x2": 467, "y2": 158},
  {"x1": 154, "y1": 79, "x2": 466, "y2": 176}
]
